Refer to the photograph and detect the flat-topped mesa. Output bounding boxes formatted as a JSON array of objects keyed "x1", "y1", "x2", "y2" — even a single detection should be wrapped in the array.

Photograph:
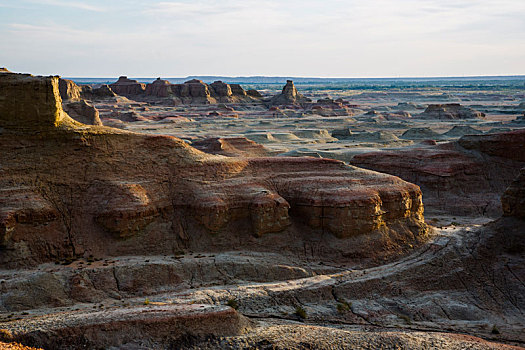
[
  {"x1": 269, "y1": 80, "x2": 311, "y2": 106},
  {"x1": 144, "y1": 77, "x2": 173, "y2": 98},
  {"x1": 501, "y1": 168, "x2": 525, "y2": 219},
  {"x1": 418, "y1": 103, "x2": 485, "y2": 120},
  {"x1": 0, "y1": 73, "x2": 80, "y2": 131},
  {"x1": 0, "y1": 72, "x2": 429, "y2": 267},
  {"x1": 109, "y1": 76, "x2": 146, "y2": 96}
]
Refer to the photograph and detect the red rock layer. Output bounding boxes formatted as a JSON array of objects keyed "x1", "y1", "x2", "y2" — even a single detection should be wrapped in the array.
[{"x1": 0, "y1": 73, "x2": 428, "y2": 267}]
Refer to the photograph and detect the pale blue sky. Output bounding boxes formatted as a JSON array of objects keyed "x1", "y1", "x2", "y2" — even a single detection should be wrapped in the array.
[{"x1": 1, "y1": 0, "x2": 524, "y2": 77}]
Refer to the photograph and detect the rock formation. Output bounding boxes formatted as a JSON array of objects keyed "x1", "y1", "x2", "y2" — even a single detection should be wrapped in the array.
[
  {"x1": 351, "y1": 130, "x2": 525, "y2": 217},
  {"x1": 501, "y1": 168, "x2": 525, "y2": 219},
  {"x1": 58, "y1": 78, "x2": 82, "y2": 102},
  {"x1": 62, "y1": 100, "x2": 103, "y2": 126},
  {"x1": 109, "y1": 76, "x2": 146, "y2": 97},
  {"x1": 192, "y1": 137, "x2": 273, "y2": 157},
  {"x1": 269, "y1": 80, "x2": 311, "y2": 106},
  {"x1": 81, "y1": 84, "x2": 117, "y2": 99},
  {"x1": 417, "y1": 103, "x2": 485, "y2": 120},
  {"x1": 0, "y1": 72, "x2": 428, "y2": 268},
  {"x1": 145, "y1": 77, "x2": 173, "y2": 98}
]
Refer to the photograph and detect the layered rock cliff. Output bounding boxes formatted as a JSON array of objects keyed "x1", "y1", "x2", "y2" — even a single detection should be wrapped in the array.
[
  {"x1": 0, "y1": 73, "x2": 429, "y2": 268},
  {"x1": 351, "y1": 131, "x2": 525, "y2": 217}
]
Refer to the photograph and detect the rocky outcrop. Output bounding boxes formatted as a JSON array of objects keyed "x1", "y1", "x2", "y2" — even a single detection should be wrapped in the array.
[
  {"x1": 400, "y1": 127, "x2": 445, "y2": 140},
  {"x1": 2, "y1": 304, "x2": 250, "y2": 349},
  {"x1": 443, "y1": 125, "x2": 483, "y2": 137},
  {"x1": 0, "y1": 73, "x2": 428, "y2": 268},
  {"x1": 58, "y1": 78, "x2": 82, "y2": 102},
  {"x1": 81, "y1": 84, "x2": 117, "y2": 99},
  {"x1": 62, "y1": 100, "x2": 103, "y2": 126},
  {"x1": 458, "y1": 130, "x2": 525, "y2": 162},
  {"x1": 145, "y1": 78, "x2": 173, "y2": 98},
  {"x1": 269, "y1": 80, "x2": 311, "y2": 106},
  {"x1": 0, "y1": 73, "x2": 79, "y2": 131},
  {"x1": 192, "y1": 137, "x2": 273, "y2": 157},
  {"x1": 417, "y1": 104, "x2": 485, "y2": 120},
  {"x1": 109, "y1": 76, "x2": 146, "y2": 97},
  {"x1": 501, "y1": 168, "x2": 525, "y2": 218},
  {"x1": 0, "y1": 68, "x2": 11, "y2": 73},
  {"x1": 246, "y1": 89, "x2": 262, "y2": 98},
  {"x1": 351, "y1": 130, "x2": 525, "y2": 217}
]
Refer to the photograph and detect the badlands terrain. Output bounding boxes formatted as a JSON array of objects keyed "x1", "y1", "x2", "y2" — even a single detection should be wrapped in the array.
[{"x1": 0, "y1": 69, "x2": 524, "y2": 349}]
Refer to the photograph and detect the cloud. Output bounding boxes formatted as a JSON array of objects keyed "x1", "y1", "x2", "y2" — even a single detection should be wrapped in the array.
[{"x1": 7, "y1": 0, "x2": 105, "y2": 12}]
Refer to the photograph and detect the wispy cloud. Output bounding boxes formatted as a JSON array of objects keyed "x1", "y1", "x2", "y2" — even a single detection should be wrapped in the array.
[{"x1": 9, "y1": 0, "x2": 105, "y2": 12}]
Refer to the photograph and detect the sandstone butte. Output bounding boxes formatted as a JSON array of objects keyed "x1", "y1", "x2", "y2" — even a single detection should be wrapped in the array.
[
  {"x1": 109, "y1": 76, "x2": 260, "y2": 104},
  {"x1": 0, "y1": 72, "x2": 429, "y2": 268}
]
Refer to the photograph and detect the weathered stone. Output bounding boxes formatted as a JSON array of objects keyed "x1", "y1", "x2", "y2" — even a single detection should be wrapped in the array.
[{"x1": 63, "y1": 100, "x2": 103, "y2": 126}]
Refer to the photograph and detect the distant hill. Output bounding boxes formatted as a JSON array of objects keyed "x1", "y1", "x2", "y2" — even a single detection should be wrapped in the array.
[{"x1": 68, "y1": 75, "x2": 525, "y2": 85}]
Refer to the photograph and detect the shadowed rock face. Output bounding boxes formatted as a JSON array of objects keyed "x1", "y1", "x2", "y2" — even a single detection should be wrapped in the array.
[
  {"x1": 58, "y1": 78, "x2": 82, "y2": 102},
  {"x1": 0, "y1": 73, "x2": 428, "y2": 267},
  {"x1": 501, "y1": 168, "x2": 525, "y2": 218},
  {"x1": 351, "y1": 131, "x2": 525, "y2": 217},
  {"x1": 63, "y1": 100, "x2": 103, "y2": 126},
  {"x1": 418, "y1": 103, "x2": 485, "y2": 120},
  {"x1": 269, "y1": 80, "x2": 311, "y2": 105}
]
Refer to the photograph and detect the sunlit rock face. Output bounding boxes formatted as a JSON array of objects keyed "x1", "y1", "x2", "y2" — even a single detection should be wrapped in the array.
[{"x1": 0, "y1": 72, "x2": 428, "y2": 268}]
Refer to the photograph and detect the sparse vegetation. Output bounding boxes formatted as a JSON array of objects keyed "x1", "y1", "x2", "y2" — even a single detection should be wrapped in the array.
[
  {"x1": 399, "y1": 314, "x2": 412, "y2": 325},
  {"x1": 491, "y1": 325, "x2": 500, "y2": 334},
  {"x1": 226, "y1": 299, "x2": 239, "y2": 310},
  {"x1": 144, "y1": 298, "x2": 150, "y2": 305},
  {"x1": 336, "y1": 301, "x2": 352, "y2": 314},
  {"x1": 295, "y1": 306, "x2": 307, "y2": 320}
]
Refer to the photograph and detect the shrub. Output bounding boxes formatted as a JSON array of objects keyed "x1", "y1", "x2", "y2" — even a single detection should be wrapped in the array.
[
  {"x1": 295, "y1": 306, "x2": 307, "y2": 319},
  {"x1": 227, "y1": 299, "x2": 239, "y2": 310}
]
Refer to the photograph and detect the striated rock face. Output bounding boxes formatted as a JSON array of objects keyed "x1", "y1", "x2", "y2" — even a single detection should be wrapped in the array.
[
  {"x1": 0, "y1": 73, "x2": 79, "y2": 131},
  {"x1": 145, "y1": 78, "x2": 173, "y2": 98},
  {"x1": 109, "y1": 77, "x2": 261, "y2": 105},
  {"x1": 458, "y1": 130, "x2": 525, "y2": 162},
  {"x1": 58, "y1": 78, "x2": 82, "y2": 102},
  {"x1": 0, "y1": 73, "x2": 428, "y2": 267},
  {"x1": 269, "y1": 80, "x2": 311, "y2": 106},
  {"x1": 209, "y1": 81, "x2": 233, "y2": 97},
  {"x1": 418, "y1": 103, "x2": 485, "y2": 120},
  {"x1": 501, "y1": 168, "x2": 525, "y2": 219},
  {"x1": 192, "y1": 137, "x2": 273, "y2": 157},
  {"x1": 351, "y1": 130, "x2": 525, "y2": 217},
  {"x1": 109, "y1": 76, "x2": 146, "y2": 96},
  {"x1": 62, "y1": 100, "x2": 103, "y2": 126}
]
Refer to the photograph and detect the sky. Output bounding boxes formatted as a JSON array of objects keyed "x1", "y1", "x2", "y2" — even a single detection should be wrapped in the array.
[{"x1": 1, "y1": 0, "x2": 524, "y2": 78}]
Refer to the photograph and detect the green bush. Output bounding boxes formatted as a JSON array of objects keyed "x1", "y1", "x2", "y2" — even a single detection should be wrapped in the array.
[{"x1": 295, "y1": 306, "x2": 307, "y2": 319}]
